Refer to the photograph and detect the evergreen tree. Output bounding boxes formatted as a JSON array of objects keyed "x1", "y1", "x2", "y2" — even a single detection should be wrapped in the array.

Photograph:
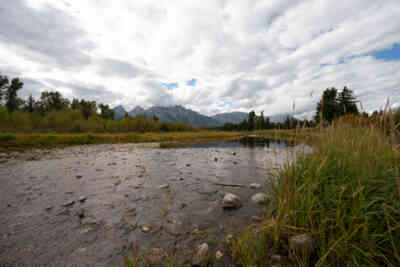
[
  {"x1": 248, "y1": 110, "x2": 256, "y2": 131},
  {"x1": 99, "y1": 104, "x2": 114, "y2": 120},
  {"x1": 338, "y1": 86, "x2": 358, "y2": 115},
  {"x1": 27, "y1": 94, "x2": 35, "y2": 113},
  {"x1": 315, "y1": 87, "x2": 339, "y2": 124},
  {"x1": 5, "y1": 78, "x2": 23, "y2": 112},
  {"x1": 259, "y1": 111, "x2": 265, "y2": 129}
]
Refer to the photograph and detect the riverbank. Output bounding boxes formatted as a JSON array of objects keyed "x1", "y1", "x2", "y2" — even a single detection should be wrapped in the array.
[
  {"x1": 231, "y1": 122, "x2": 400, "y2": 266},
  {"x1": 0, "y1": 129, "x2": 314, "y2": 152},
  {"x1": 0, "y1": 131, "x2": 244, "y2": 152}
]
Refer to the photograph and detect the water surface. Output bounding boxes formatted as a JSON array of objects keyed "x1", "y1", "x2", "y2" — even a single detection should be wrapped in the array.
[{"x1": 0, "y1": 139, "x2": 309, "y2": 266}]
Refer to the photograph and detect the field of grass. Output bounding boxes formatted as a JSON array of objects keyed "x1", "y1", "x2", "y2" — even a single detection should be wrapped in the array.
[
  {"x1": 0, "y1": 131, "x2": 244, "y2": 151},
  {"x1": 232, "y1": 120, "x2": 400, "y2": 266}
]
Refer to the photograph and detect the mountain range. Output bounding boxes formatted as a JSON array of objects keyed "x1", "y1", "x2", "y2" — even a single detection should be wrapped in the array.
[{"x1": 113, "y1": 105, "x2": 292, "y2": 127}]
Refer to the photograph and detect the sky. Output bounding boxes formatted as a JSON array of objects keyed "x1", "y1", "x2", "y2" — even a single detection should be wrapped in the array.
[{"x1": 0, "y1": 0, "x2": 399, "y2": 119}]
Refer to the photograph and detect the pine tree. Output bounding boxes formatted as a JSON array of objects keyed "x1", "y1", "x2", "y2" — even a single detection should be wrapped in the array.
[
  {"x1": 27, "y1": 94, "x2": 35, "y2": 113},
  {"x1": 248, "y1": 111, "x2": 256, "y2": 131},
  {"x1": 337, "y1": 86, "x2": 358, "y2": 116},
  {"x1": 5, "y1": 78, "x2": 23, "y2": 112},
  {"x1": 315, "y1": 87, "x2": 339, "y2": 124}
]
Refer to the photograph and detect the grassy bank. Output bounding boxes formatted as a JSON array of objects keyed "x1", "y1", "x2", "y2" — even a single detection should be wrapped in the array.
[
  {"x1": 232, "y1": 122, "x2": 400, "y2": 266},
  {"x1": 0, "y1": 131, "x2": 244, "y2": 151}
]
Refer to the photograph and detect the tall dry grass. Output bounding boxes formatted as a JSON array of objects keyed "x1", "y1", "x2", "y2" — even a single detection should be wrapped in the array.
[{"x1": 233, "y1": 113, "x2": 400, "y2": 266}]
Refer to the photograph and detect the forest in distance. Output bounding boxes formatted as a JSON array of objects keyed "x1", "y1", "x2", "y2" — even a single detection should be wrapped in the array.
[{"x1": 1, "y1": 74, "x2": 398, "y2": 133}]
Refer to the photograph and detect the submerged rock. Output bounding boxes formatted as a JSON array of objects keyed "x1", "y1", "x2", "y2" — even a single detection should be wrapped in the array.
[
  {"x1": 222, "y1": 193, "x2": 241, "y2": 209},
  {"x1": 251, "y1": 193, "x2": 269, "y2": 204},
  {"x1": 192, "y1": 243, "x2": 209, "y2": 266}
]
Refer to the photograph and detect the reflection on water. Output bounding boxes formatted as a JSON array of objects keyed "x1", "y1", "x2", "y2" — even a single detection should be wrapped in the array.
[{"x1": 188, "y1": 138, "x2": 295, "y2": 149}]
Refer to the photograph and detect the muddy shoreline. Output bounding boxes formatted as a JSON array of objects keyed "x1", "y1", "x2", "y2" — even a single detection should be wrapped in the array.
[{"x1": 0, "y1": 141, "x2": 308, "y2": 266}]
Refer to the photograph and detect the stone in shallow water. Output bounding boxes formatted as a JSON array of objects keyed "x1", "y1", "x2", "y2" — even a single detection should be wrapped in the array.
[
  {"x1": 140, "y1": 224, "x2": 151, "y2": 233},
  {"x1": 158, "y1": 184, "x2": 169, "y2": 189},
  {"x1": 215, "y1": 250, "x2": 224, "y2": 260},
  {"x1": 251, "y1": 193, "x2": 269, "y2": 204},
  {"x1": 62, "y1": 200, "x2": 75, "y2": 207},
  {"x1": 222, "y1": 193, "x2": 241, "y2": 209},
  {"x1": 249, "y1": 183, "x2": 262, "y2": 189}
]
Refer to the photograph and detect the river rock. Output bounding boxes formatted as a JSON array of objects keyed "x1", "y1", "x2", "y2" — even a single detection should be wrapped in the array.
[
  {"x1": 249, "y1": 183, "x2": 262, "y2": 189},
  {"x1": 215, "y1": 250, "x2": 224, "y2": 260},
  {"x1": 158, "y1": 184, "x2": 169, "y2": 189},
  {"x1": 251, "y1": 193, "x2": 269, "y2": 204},
  {"x1": 222, "y1": 193, "x2": 241, "y2": 209},
  {"x1": 192, "y1": 243, "x2": 209, "y2": 266},
  {"x1": 289, "y1": 234, "x2": 314, "y2": 257},
  {"x1": 271, "y1": 254, "x2": 282, "y2": 263},
  {"x1": 140, "y1": 224, "x2": 151, "y2": 233},
  {"x1": 79, "y1": 196, "x2": 87, "y2": 203},
  {"x1": 62, "y1": 200, "x2": 75, "y2": 207}
]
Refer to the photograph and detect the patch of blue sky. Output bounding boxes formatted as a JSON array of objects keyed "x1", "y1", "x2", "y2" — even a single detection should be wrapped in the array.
[
  {"x1": 219, "y1": 98, "x2": 232, "y2": 107},
  {"x1": 186, "y1": 78, "x2": 197, "y2": 86},
  {"x1": 162, "y1": 82, "x2": 178, "y2": 91},
  {"x1": 372, "y1": 43, "x2": 400, "y2": 61}
]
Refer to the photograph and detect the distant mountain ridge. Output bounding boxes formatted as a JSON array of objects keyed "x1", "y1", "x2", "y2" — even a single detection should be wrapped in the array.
[{"x1": 113, "y1": 105, "x2": 292, "y2": 127}]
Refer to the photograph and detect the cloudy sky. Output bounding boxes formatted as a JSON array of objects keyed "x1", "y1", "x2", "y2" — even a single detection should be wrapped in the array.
[{"x1": 1, "y1": 0, "x2": 400, "y2": 118}]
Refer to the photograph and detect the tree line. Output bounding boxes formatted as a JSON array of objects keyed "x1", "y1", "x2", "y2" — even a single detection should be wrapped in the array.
[
  {"x1": 221, "y1": 86, "x2": 399, "y2": 131},
  {"x1": 0, "y1": 75, "x2": 194, "y2": 133},
  {"x1": 220, "y1": 111, "x2": 313, "y2": 131}
]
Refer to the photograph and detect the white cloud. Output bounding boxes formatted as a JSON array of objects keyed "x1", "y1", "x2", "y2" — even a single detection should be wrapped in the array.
[{"x1": 1, "y1": 0, "x2": 399, "y2": 118}]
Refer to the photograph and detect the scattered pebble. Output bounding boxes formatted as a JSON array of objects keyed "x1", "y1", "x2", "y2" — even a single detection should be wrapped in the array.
[
  {"x1": 62, "y1": 200, "x2": 75, "y2": 207},
  {"x1": 251, "y1": 193, "x2": 269, "y2": 204},
  {"x1": 79, "y1": 196, "x2": 87, "y2": 203},
  {"x1": 76, "y1": 175, "x2": 83, "y2": 179},
  {"x1": 249, "y1": 183, "x2": 262, "y2": 189},
  {"x1": 215, "y1": 250, "x2": 224, "y2": 260},
  {"x1": 140, "y1": 224, "x2": 151, "y2": 233},
  {"x1": 45, "y1": 206, "x2": 53, "y2": 211},
  {"x1": 158, "y1": 184, "x2": 169, "y2": 189}
]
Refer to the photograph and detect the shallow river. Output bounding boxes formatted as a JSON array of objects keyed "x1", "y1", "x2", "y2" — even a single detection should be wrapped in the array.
[{"x1": 0, "y1": 139, "x2": 309, "y2": 266}]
